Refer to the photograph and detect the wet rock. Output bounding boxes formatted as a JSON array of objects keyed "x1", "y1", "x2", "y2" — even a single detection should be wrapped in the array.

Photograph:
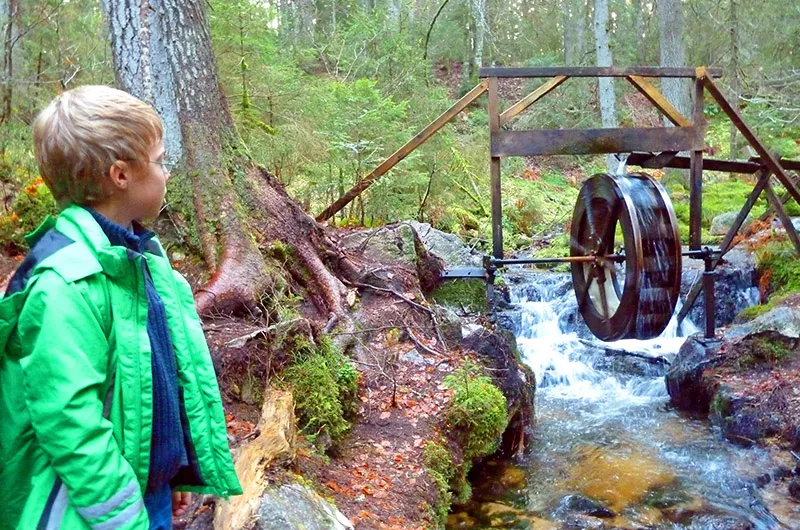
[
  {"x1": 681, "y1": 261, "x2": 759, "y2": 330},
  {"x1": 555, "y1": 494, "x2": 616, "y2": 518},
  {"x1": 789, "y1": 478, "x2": 800, "y2": 501},
  {"x1": 685, "y1": 515, "x2": 754, "y2": 530},
  {"x1": 462, "y1": 328, "x2": 535, "y2": 456},
  {"x1": 665, "y1": 336, "x2": 723, "y2": 413},
  {"x1": 561, "y1": 514, "x2": 605, "y2": 530}
]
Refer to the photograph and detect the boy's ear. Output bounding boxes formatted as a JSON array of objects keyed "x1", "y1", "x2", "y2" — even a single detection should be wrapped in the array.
[{"x1": 107, "y1": 160, "x2": 132, "y2": 191}]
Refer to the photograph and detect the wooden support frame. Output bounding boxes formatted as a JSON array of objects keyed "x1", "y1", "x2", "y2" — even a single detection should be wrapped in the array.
[
  {"x1": 626, "y1": 75, "x2": 691, "y2": 127},
  {"x1": 499, "y1": 76, "x2": 568, "y2": 127}
]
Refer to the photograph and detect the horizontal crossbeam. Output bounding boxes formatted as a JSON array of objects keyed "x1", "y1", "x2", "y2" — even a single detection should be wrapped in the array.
[
  {"x1": 479, "y1": 67, "x2": 723, "y2": 79},
  {"x1": 491, "y1": 126, "x2": 704, "y2": 157}
]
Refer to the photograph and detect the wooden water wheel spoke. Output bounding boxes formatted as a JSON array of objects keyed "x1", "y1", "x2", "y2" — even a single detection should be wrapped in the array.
[{"x1": 570, "y1": 173, "x2": 682, "y2": 341}]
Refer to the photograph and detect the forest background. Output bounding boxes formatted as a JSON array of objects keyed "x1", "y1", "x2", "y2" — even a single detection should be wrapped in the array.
[{"x1": 1, "y1": 0, "x2": 799, "y2": 258}]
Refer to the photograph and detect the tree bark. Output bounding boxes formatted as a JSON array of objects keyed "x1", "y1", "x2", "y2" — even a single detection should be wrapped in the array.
[
  {"x1": 0, "y1": 0, "x2": 18, "y2": 124},
  {"x1": 564, "y1": 0, "x2": 585, "y2": 66},
  {"x1": 101, "y1": 0, "x2": 349, "y2": 318},
  {"x1": 471, "y1": 0, "x2": 486, "y2": 70},
  {"x1": 728, "y1": 0, "x2": 740, "y2": 158},
  {"x1": 594, "y1": 0, "x2": 617, "y2": 170},
  {"x1": 657, "y1": 0, "x2": 690, "y2": 124}
]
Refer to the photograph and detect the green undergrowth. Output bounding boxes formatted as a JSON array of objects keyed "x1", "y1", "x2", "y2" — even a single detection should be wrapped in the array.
[
  {"x1": 281, "y1": 336, "x2": 358, "y2": 446},
  {"x1": 732, "y1": 335, "x2": 796, "y2": 369},
  {"x1": 0, "y1": 176, "x2": 58, "y2": 249},
  {"x1": 735, "y1": 241, "x2": 800, "y2": 322},
  {"x1": 423, "y1": 441, "x2": 456, "y2": 528}
]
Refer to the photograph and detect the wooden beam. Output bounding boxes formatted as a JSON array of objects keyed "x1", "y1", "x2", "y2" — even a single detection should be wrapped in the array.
[
  {"x1": 689, "y1": 77, "x2": 705, "y2": 250},
  {"x1": 479, "y1": 66, "x2": 723, "y2": 79},
  {"x1": 491, "y1": 126, "x2": 704, "y2": 157},
  {"x1": 678, "y1": 170, "x2": 772, "y2": 325},
  {"x1": 626, "y1": 75, "x2": 691, "y2": 127},
  {"x1": 498, "y1": 76, "x2": 568, "y2": 127},
  {"x1": 698, "y1": 67, "x2": 800, "y2": 210},
  {"x1": 627, "y1": 152, "x2": 763, "y2": 173},
  {"x1": 488, "y1": 77, "x2": 503, "y2": 260},
  {"x1": 316, "y1": 80, "x2": 489, "y2": 222}
]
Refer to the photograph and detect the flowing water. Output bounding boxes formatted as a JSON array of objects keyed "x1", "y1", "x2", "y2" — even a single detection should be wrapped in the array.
[{"x1": 449, "y1": 272, "x2": 792, "y2": 530}]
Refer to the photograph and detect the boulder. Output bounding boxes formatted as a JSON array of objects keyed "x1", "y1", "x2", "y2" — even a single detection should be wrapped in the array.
[
  {"x1": 554, "y1": 494, "x2": 616, "y2": 519},
  {"x1": 215, "y1": 389, "x2": 354, "y2": 530},
  {"x1": 710, "y1": 211, "x2": 754, "y2": 236},
  {"x1": 724, "y1": 305, "x2": 800, "y2": 340},
  {"x1": 665, "y1": 337, "x2": 723, "y2": 413},
  {"x1": 406, "y1": 221, "x2": 483, "y2": 268}
]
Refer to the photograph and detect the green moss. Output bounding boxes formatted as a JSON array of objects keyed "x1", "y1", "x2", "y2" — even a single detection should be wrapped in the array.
[
  {"x1": 282, "y1": 337, "x2": 358, "y2": 445},
  {"x1": 752, "y1": 336, "x2": 794, "y2": 363},
  {"x1": 533, "y1": 233, "x2": 571, "y2": 272},
  {"x1": 710, "y1": 391, "x2": 732, "y2": 418},
  {"x1": 423, "y1": 441, "x2": 456, "y2": 528},
  {"x1": 735, "y1": 303, "x2": 772, "y2": 323},
  {"x1": 444, "y1": 364, "x2": 508, "y2": 461},
  {"x1": 431, "y1": 279, "x2": 488, "y2": 314},
  {"x1": 757, "y1": 242, "x2": 800, "y2": 299}
]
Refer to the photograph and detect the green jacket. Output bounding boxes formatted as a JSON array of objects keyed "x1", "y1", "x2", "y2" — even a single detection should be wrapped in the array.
[{"x1": 0, "y1": 205, "x2": 241, "y2": 529}]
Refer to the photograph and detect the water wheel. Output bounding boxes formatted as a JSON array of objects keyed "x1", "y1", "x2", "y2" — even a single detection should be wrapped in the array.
[{"x1": 570, "y1": 173, "x2": 682, "y2": 341}]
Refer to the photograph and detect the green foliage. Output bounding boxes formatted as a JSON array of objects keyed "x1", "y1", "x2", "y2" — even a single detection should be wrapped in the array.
[
  {"x1": 282, "y1": 337, "x2": 358, "y2": 445},
  {"x1": 423, "y1": 441, "x2": 456, "y2": 528},
  {"x1": 0, "y1": 177, "x2": 58, "y2": 248},
  {"x1": 444, "y1": 362, "x2": 508, "y2": 461}
]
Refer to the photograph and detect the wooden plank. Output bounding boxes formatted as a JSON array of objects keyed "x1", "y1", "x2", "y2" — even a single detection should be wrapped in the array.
[
  {"x1": 699, "y1": 67, "x2": 800, "y2": 210},
  {"x1": 626, "y1": 75, "x2": 692, "y2": 127},
  {"x1": 316, "y1": 80, "x2": 489, "y2": 222},
  {"x1": 488, "y1": 77, "x2": 503, "y2": 259},
  {"x1": 765, "y1": 181, "x2": 800, "y2": 254},
  {"x1": 689, "y1": 77, "x2": 705, "y2": 250},
  {"x1": 678, "y1": 170, "x2": 772, "y2": 325},
  {"x1": 627, "y1": 152, "x2": 763, "y2": 173},
  {"x1": 498, "y1": 76, "x2": 568, "y2": 127},
  {"x1": 479, "y1": 66, "x2": 723, "y2": 79},
  {"x1": 491, "y1": 126, "x2": 704, "y2": 157}
]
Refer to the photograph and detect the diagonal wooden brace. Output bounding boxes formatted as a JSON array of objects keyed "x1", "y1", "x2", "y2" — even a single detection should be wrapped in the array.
[
  {"x1": 765, "y1": 181, "x2": 800, "y2": 254},
  {"x1": 677, "y1": 169, "x2": 772, "y2": 324},
  {"x1": 498, "y1": 75, "x2": 568, "y2": 127},
  {"x1": 626, "y1": 75, "x2": 692, "y2": 127},
  {"x1": 698, "y1": 67, "x2": 800, "y2": 208}
]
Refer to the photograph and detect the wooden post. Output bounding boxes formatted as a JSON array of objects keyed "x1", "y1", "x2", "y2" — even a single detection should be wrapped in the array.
[
  {"x1": 689, "y1": 76, "x2": 704, "y2": 250},
  {"x1": 488, "y1": 76, "x2": 503, "y2": 260},
  {"x1": 315, "y1": 81, "x2": 489, "y2": 222}
]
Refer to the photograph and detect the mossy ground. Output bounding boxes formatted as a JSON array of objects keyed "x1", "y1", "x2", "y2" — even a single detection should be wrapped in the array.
[
  {"x1": 281, "y1": 336, "x2": 358, "y2": 446},
  {"x1": 431, "y1": 279, "x2": 488, "y2": 314}
]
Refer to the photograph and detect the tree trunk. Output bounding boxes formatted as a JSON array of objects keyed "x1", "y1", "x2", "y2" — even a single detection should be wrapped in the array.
[
  {"x1": 101, "y1": 0, "x2": 349, "y2": 318},
  {"x1": 657, "y1": 0, "x2": 690, "y2": 124},
  {"x1": 594, "y1": 0, "x2": 617, "y2": 170},
  {"x1": 471, "y1": 0, "x2": 486, "y2": 70},
  {"x1": 728, "y1": 0, "x2": 740, "y2": 158},
  {"x1": 564, "y1": 0, "x2": 585, "y2": 66},
  {"x1": 0, "y1": 0, "x2": 18, "y2": 124},
  {"x1": 387, "y1": 0, "x2": 400, "y2": 28}
]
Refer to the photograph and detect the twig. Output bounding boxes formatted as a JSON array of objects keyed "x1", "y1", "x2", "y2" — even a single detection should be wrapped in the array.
[
  {"x1": 406, "y1": 326, "x2": 440, "y2": 356},
  {"x1": 323, "y1": 312, "x2": 339, "y2": 334},
  {"x1": 225, "y1": 318, "x2": 304, "y2": 348}
]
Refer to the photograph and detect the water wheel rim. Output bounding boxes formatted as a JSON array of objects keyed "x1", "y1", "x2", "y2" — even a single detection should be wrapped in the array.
[{"x1": 570, "y1": 173, "x2": 681, "y2": 341}]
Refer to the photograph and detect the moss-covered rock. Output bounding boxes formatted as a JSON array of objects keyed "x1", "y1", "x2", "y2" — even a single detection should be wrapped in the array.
[{"x1": 431, "y1": 279, "x2": 488, "y2": 314}]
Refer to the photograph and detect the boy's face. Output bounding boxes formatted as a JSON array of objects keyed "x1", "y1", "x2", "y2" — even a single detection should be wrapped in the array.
[{"x1": 127, "y1": 140, "x2": 170, "y2": 222}]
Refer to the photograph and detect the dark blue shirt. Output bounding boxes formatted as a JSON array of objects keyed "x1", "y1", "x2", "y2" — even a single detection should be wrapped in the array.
[{"x1": 88, "y1": 209, "x2": 188, "y2": 492}]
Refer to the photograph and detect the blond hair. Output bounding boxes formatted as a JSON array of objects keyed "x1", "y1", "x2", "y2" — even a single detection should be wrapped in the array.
[{"x1": 32, "y1": 85, "x2": 164, "y2": 207}]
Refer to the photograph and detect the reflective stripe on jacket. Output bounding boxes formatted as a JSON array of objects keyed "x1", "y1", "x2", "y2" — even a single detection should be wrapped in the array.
[{"x1": 0, "y1": 205, "x2": 241, "y2": 529}]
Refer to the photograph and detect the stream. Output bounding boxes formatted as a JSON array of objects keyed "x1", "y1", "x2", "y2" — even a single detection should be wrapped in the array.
[{"x1": 448, "y1": 272, "x2": 790, "y2": 530}]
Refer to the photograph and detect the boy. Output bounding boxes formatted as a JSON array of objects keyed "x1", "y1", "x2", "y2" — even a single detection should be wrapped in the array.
[{"x1": 0, "y1": 85, "x2": 241, "y2": 529}]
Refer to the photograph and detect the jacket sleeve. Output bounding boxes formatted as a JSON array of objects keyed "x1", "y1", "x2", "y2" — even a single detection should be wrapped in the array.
[{"x1": 17, "y1": 272, "x2": 149, "y2": 530}]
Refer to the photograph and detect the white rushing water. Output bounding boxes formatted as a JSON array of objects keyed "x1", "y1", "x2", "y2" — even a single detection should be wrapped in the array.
[{"x1": 499, "y1": 271, "x2": 787, "y2": 529}]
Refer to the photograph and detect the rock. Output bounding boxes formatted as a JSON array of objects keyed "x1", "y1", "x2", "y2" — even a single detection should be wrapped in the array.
[
  {"x1": 406, "y1": 221, "x2": 483, "y2": 268},
  {"x1": 215, "y1": 389, "x2": 300, "y2": 530},
  {"x1": 789, "y1": 477, "x2": 800, "y2": 500},
  {"x1": 400, "y1": 348, "x2": 426, "y2": 366},
  {"x1": 339, "y1": 224, "x2": 417, "y2": 264},
  {"x1": 248, "y1": 483, "x2": 353, "y2": 530},
  {"x1": 461, "y1": 329, "x2": 535, "y2": 456},
  {"x1": 665, "y1": 337, "x2": 723, "y2": 413},
  {"x1": 555, "y1": 494, "x2": 616, "y2": 518},
  {"x1": 724, "y1": 306, "x2": 800, "y2": 340},
  {"x1": 435, "y1": 305, "x2": 464, "y2": 345},
  {"x1": 710, "y1": 211, "x2": 754, "y2": 236},
  {"x1": 561, "y1": 514, "x2": 605, "y2": 530}
]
